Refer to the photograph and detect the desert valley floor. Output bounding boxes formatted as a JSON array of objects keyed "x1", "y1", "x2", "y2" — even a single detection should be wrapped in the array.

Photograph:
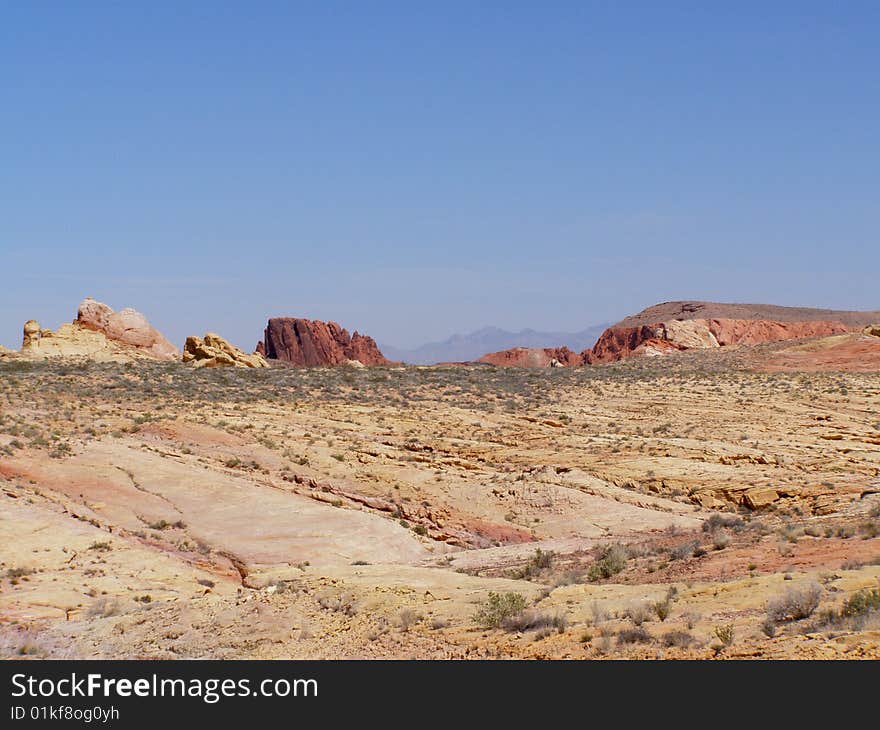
[{"x1": 2, "y1": 347, "x2": 879, "y2": 659}]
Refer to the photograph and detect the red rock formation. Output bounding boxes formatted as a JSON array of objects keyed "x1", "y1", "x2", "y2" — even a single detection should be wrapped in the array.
[
  {"x1": 581, "y1": 299, "x2": 876, "y2": 365},
  {"x1": 477, "y1": 347, "x2": 584, "y2": 368},
  {"x1": 616, "y1": 301, "x2": 880, "y2": 329},
  {"x1": 584, "y1": 326, "x2": 676, "y2": 364},
  {"x1": 260, "y1": 318, "x2": 392, "y2": 367},
  {"x1": 473, "y1": 315, "x2": 859, "y2": 368},
  {"x1": 760, "y1": 328, "x2": 880, "y2": 373},
  {"x1": 706, "y1": 319, "x2": 848, "y2": 346},
  {"x1": 582, "y1": 318, "x2": 852, "y2": 365}
]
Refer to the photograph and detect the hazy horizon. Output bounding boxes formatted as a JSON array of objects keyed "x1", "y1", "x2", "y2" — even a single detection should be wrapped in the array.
[
  {"x1": 4, "y1": 293, "x2": 880, "y2": 355},
  {"x1": 3, "y1": 3, "x2": 878, "y2": 351}
]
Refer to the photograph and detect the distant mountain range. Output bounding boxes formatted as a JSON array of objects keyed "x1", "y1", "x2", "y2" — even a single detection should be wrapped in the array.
[{"x1": 380, "y1": 324, "x2": 609, "y2": 365}]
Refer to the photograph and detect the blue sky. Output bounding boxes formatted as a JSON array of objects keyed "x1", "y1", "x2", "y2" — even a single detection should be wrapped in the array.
[{"x1": 1, "y1": 2, "x2": 878, "y2": 350}]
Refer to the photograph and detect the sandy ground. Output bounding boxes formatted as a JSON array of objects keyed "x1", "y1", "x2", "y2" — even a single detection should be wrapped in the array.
[{"x1": 1, "y1": 352, "x2": 879, "y2": 658}]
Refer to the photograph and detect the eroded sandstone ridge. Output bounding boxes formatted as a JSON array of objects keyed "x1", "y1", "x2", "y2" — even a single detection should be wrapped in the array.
[
  {"x1": 478, "y1": 301, "x2": 878, "y2": 367},
  {"x1": 583, "y1": 318, "x2": 851, "y2": 363},
  {"x1": 760, "y1": 325, "x2": 880, "y2": 372},
  {"x1": 615, "y1": 300, "x2": 880, "y2": 329},
  {"x1": 20, "y1": 298, "x2": 178, "y2": 362},
  {"x1": 75, "y1": 298, "x2": 178, "y2": 360},
  {"x1": 257, "y1": 318, "x2": 392, "y2": 367},
  {"x1": 183, "y1": 333, "x2": 268, "y2": 368}
]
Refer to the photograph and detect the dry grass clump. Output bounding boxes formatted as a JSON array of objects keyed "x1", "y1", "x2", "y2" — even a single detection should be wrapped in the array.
[{"x1": 766, "y1": 583, "x2": 822, "y2": 624}]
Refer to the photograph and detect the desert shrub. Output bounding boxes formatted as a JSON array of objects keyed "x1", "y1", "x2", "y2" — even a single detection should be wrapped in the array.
[
  {"x1": 512, "y1": 548, "x2": 555, "y2": 580},
  {"x1": 194, "y1": 539, "x2": 211, "y2": 555},
  {"x1": 766, "y1": 583, "x2": 822, "y2": 623},
  {"x1": 661, "y1": 630, "x2": 694, "y2": 648},
  {"x1": 713, "y1": 623, "x2": 734, "y2": 647},
  {"x1": 5, "y1": 567, "x2": 36, "y2": 580},
  {"x1": 591, "y1": 601, "x2": 610, "y2": 623},
  {"x1": 87, "y1": 597, "x2": 120, "y2": 618},
  {"x1": 474, "y1": 592, "x2": 526, "y2": 629},
  {"x1": 587, "y1": 544, "x2": 628, "y2": 581},
  {"x1": 653, "y1": 597, "x2": 671, "y2": 621},
  {"x1": 397, "y1": 608, "x2": 421, "y2": 632},
  {"x1": 702, "y1": 514, "x2": 744, "y2": 533},
  {"x1": 617, "y1": 627, "x2": 652, "y2": 645},
  {"x1": 670, "y1": 540, "x2": 700, "y2": 561},
  {"x1": 18, "y1": 642, "x2": 45, "y2": 657},
  {"x1": 746, "y1": 519, "x2": 771, "y2": 536},
  {"x1": 549, "y1": 614, "x2": 568, "y2": 634},
  {"x1": 778, "y1": 524, "x2": 803, "y2": 543},
  {"x1": 711, "y1": 531, "x2": 731, "y2": 550},
  {"x1": 147, "y1": 519, "x2": 185, "y2": 531},
  {"x1": 504, "y1": 610, "x2": 566, "y2": 633},
  {"x1": 317, "y1": 591, "x2": 357, "y2": 616},
  {"x1": 841, "y1": 587, "x2": 880, "y2": 617},
  {"x1": 800, "y1": 586, "x2": 880, "y2": 632},
  {"x1": 552, "y1": 570, "x2": 585, "y2": 587},
  {"x1": 625, "y1": 602, "x2": 652, "y2": 626},
  {"x1": 596, "y1": 633, "x2": 614, "y2": 654}
]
